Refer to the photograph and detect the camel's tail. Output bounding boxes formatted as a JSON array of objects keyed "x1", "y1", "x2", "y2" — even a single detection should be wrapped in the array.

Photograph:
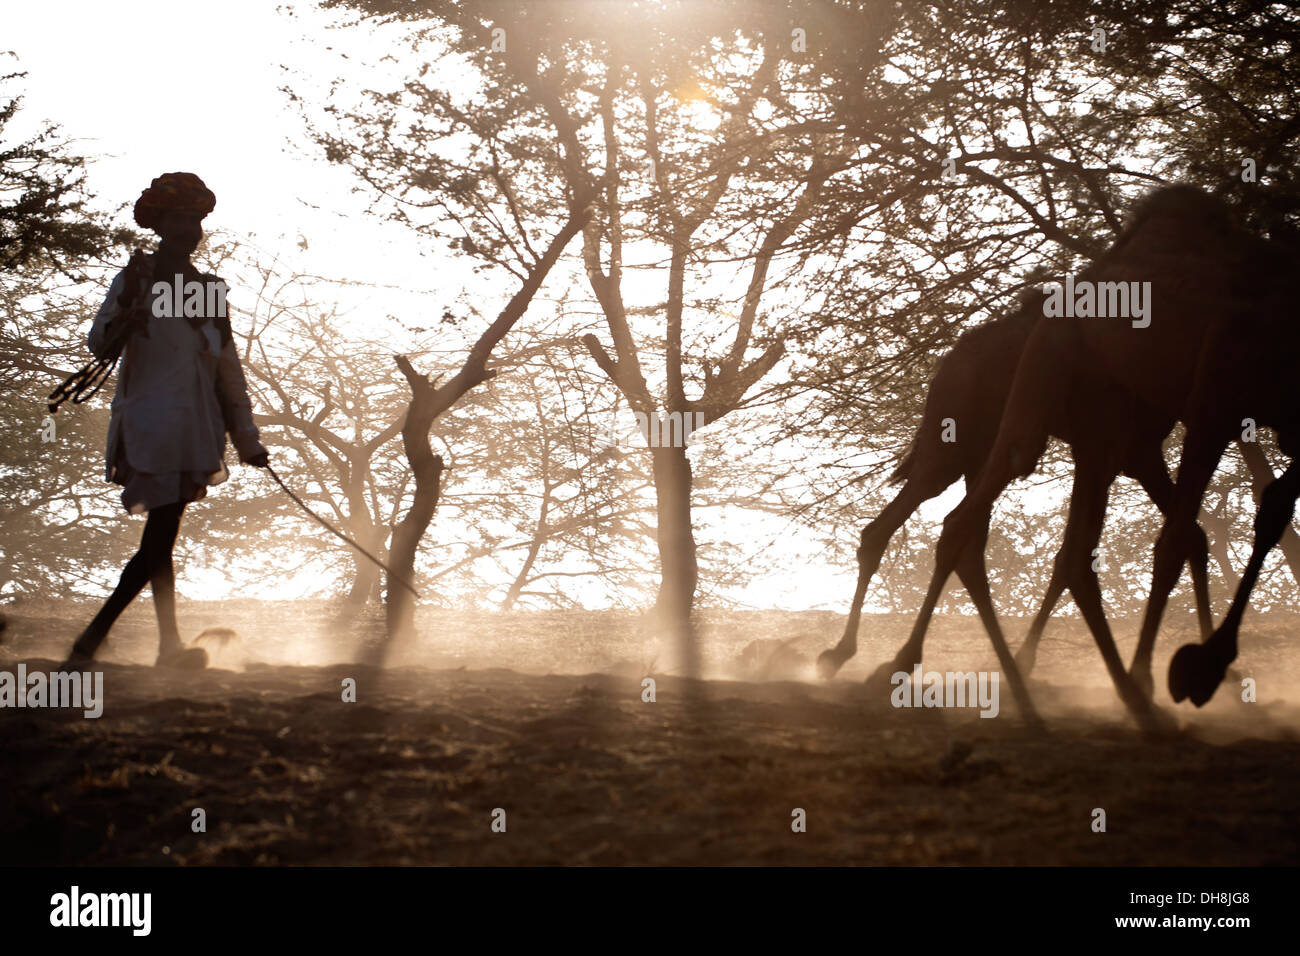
[{"x1": 888, "y1": 443, "x2": 916, "y2": 484}]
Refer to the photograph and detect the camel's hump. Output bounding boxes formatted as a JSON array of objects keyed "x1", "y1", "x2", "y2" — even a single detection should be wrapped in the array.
[{"x1": 1129, "y1": 183, "x2": 1233, "y2": 227}]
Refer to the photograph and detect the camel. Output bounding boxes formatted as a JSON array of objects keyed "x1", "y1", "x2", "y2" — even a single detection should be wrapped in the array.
[
  {"x1": 817, "y1": 289, "x2": 1215, "y2": 694},
  {"x1": 1117, "y1": 199, "x2": 1300, "y2": 707},
  {"x1": 872, "y1": 184, "x2": 1286, "y2": 727}
]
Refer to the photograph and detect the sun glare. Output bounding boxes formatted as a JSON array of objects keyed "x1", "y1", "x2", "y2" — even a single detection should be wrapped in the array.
[{"x1": 675, "y1": 82, "x2": 723, "y2": 132}]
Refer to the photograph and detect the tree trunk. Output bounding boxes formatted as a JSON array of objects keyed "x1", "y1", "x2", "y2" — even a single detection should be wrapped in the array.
[
  {"x1": 384, "y1": 469, "x2": 441, "y2": 648},
  {"x1": 333, "y1": 461, "x2": 384, "y2": 609},
  {"x1": 378, "y1": 202, "x2": 595, "y2": 658},
  {"x1": 343, "y1": 523, "x2": 385, "y2": 607},
  {"x1": 501, "y1": 538, "x2": 542, "y2": 612},
  {"x1": 345, "y1": 565, "x2": 376, "y2": 605},
  {"x1": 334, "y1": 524, "x2": 385, "y2": 632},
  {"x1": 384, "y1": 361, "x2": 444, "y2": 650},
  {"x1": 651, "y1": 442, "x2": 700, "y2": 678}
]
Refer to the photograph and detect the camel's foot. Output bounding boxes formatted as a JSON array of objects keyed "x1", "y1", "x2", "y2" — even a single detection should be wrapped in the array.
[
  {"x1": 156, "y1": 645, "x2": 208, "y2": 670},
  {"x1": 1129, "y1": 661, "x2": 1155, "y2": 701},
  {"x1": 816, "y1": 647, "x2": 849, "y2": 680},
  {"x1": 1021, "y1": 710, "x2": 1048, "y2": 735},
  {"x1": 999, "y1": 666, "x2": 1045, "y2": 732},
  {"x1": 864, "y1": 654, "x2": 917, "y2": 700},
  {"x1": 1135, "y1": 700, "x2": 1179, "y2": 737},
  {"x1": 1168, "y1": 641, "x2": 1227, "y2": 707},
  {"x1": 1114, "y1": 667, "x2": 1174, "y2": 733}
]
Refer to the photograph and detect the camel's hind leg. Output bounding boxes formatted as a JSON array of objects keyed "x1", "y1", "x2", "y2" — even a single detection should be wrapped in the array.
[
  {"x1": 949, "y1": 507, "x2": 1042, "y2": 725},
  {"x1": 1171, "y1": 457, "x2": 1300, "y2": 706},
  {"x1": 1125, "y1": 444, "x2": 1215, "y2": 698},
  {"x1": 1021, "y1": 446, "x2": 1215, "y2": 687},
  {"x1": 819, "y1": 467, "x2": 957, "y2": 678},
  {"x1": 1015, "y1": 551, "x2": 1068, "y2": 676},
  {"x1": 867, "y1": 323, "x2": 1070, "y2": 724},
  {"x1": 867, "y1": 490, "x2": 1041, "y2": 727},
  {"x1": 1056, "y1": 456, "x2": 1170, "y2": 731},
  {"x1": 1135, "y1": 423, "x2": 1228, "y2": 704}
]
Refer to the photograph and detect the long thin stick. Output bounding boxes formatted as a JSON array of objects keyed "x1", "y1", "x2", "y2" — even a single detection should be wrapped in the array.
[
  {"x1": 263, "y1": 463, "x2": 420, "y2": 599},
  {"x1": 48, "y1": 249, "x2": 153, "y2": 413}
]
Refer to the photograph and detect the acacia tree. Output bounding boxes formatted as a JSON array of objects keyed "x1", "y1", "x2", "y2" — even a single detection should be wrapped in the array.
[
  {"x1": 232, "y1": 259, "x2": 410, "y2": 607},
  {"x1": 0, "y1": 63, "x2": 127, "y2": 273},
  {"x1": 380, "y1": 201, "x2": 593, "y2": 648},
  {"x1": 222, "y1": 244, "x2": 655, "y2": 614},
  {"x1": 431, "y1": 317, "x2": 659, "y2": 610},
  {"x1": 0, "y1": 65, "x2": 137, "y2": 600},
  {"x1": 312, "y1": 0, "x2": 899, "y2": 670},
  {"x1": 784, "y1": 0, "x2": 1300, "y2": 622},
  {"x1": 0, "y1": 266, "x2": 128, "y2": 598}
]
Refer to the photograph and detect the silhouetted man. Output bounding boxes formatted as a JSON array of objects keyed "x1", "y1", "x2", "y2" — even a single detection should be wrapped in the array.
[{"x1": 64, "y1": 172, "x2": 268, "y2": 669}]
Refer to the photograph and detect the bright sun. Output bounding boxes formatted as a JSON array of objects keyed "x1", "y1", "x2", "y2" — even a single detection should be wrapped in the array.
[{"x1": 675, "y1": 82, "x2": 722, "y2": 132}]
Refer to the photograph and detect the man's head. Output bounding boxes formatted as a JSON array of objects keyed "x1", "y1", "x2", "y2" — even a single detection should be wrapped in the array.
[{"x1": 133, "y1": 172, "x2": 215, "y2": 253}]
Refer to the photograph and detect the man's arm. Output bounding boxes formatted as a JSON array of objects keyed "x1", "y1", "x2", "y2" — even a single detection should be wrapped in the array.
[
  {"x1": 213, "y1": 293, "x2": 268, "y2": 465},
  {"x1": 89, "y1": 252, "x2": 152, "y2": 360},
  {"x1": 88, "y1": 270, "x2": 128, "y2": 360}
]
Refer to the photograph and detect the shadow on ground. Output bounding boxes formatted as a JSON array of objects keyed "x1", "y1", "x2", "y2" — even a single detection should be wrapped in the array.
[{"x1": 2, "y1": 651, "x2": 1297, "y2": 865}]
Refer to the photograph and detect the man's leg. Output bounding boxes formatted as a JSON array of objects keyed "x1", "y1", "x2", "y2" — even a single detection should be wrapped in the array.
[
  {"x1": 69, "y1": 502, "x2": 185, "y2": 660},
  {"x1": 151, "y1": 549, "x2": 181, "y2": 653}
]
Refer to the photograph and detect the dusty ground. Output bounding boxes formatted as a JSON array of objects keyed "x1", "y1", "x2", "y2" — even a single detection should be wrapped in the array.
[{"x1": 1, "y1": 599, "x2": 1298, "y2": 865}]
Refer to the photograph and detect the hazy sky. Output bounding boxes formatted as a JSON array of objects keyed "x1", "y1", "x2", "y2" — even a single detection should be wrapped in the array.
[
  {"x1": 3, "y1": 0, "x2": 986, "y2": 612},
  {"x1": 3, "y1": 1, "x2": 444, "y2": 289}
]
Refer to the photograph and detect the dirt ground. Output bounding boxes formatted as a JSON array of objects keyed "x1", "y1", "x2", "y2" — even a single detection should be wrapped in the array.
[{"x1": 2, "y1": 599, "x2": 1298, "y2": 865}]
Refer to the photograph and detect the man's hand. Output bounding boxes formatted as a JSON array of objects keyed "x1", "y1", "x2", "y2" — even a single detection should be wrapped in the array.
[{"x1": 245, "y1": 451, "x2": 269, "y2": 468}]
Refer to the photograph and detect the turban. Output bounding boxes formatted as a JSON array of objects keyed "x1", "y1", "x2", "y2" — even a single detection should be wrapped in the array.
[{"x1": 132, "y1": 172, "x2": 216, "y2": 230}]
